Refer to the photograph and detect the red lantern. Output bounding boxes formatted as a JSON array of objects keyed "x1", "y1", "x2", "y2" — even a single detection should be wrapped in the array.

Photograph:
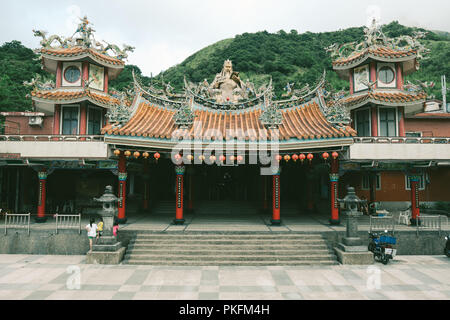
[
  {"x1": 322, "y1": 152, "x2": 329, "y2": 160},
  {"x1": 307, "y1": 153, "x2": 313, "y2": 163},
  {"x1": 124, "y1": 150, "x2": 131, "y2": 158},
  {"x1": 284, "y1": 155, "x2": 290, "y2": 162},
  {"x1": 292, "y1": 154, "x2": 298, "y2": 162},
  {"x1": 332, "y1": 152, "x2": 339, "y2": 160},
  {"x1": 154, "y1": 152, "x2": 160, "y2": 162},
  {"x1": 186, "y1": 154, "x2": 194, "y2": 162},
  {"x1": 113, "y1": 149, "x2": 121, "y2": 156},
  {"x1": 237, "y1": 155, "x2": 243, "y2": 163},
  {"x1": 219, "y1": 155, "x2": 226, "y2": 162},
  {"x1": 299, "y1": 153, "x2": 306, "y2": 163},
  {"x1": 142, "y1": 152, "x2": 149, "y2": 159},
  {"x1": 210, "y1": 155, "x2": 216, "y2": 162},
  {"x1": 229, "y1": 155, "x2": 236, "y2": 162},
  {"x1": 133, "y1": 151, "x2": 140, "y2": 159},
  {"x1": 199, "y1": 155, "x2": 205, "y2": 162},
  {"x1": 275, "y1": 154, "x2": 282, "y2": 162}
]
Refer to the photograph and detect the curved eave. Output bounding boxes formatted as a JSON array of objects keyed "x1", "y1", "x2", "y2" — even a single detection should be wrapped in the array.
[
  {"x1": 31, "y1": 91, "x2": 122, "y2": 109},
  {"x1": 342, "y1": 93, "x2": 426, "y2": 111},
  {"x1": 41, "y1": 52, "x2": 124, "y2": 80},
  {"x1": 104, "y1": 134, "x2": 354, "y2": 152}
]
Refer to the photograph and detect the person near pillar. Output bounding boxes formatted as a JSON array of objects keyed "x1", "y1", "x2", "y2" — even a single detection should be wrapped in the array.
[
  {"x1": 329, "y1": 157, "x2": 340, "y2": 224},
  {"x1": 117, "y1": 154, "x2": 127, "y2": 224},
  {"x1": 409, "y1": 174, "x2": 421, "y2": 226}
]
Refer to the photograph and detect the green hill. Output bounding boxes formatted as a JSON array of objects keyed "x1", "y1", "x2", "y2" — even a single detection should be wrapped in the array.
[{"x1": 0, "y1": 21, "x2": 449, "y2": 113}]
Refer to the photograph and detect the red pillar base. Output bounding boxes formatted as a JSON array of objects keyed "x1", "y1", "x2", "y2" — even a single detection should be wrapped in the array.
[
  {"x1": 35, "y1": 216, "x2": 47, "y2": 223},
  {"x1": 173, "y1": 218, "x2": 185, "y2": 225},
  {"x1": 329, "y1": 218, "x2": 340, "y2": 225}
]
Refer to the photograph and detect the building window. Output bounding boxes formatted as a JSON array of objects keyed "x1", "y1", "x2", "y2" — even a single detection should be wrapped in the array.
[
  {"x1": 379, "y1": 108, "x2": 397, "y2": 137},
  {"x1": 378, "y1": 66, "x2": 395, "y2": 84},
  {"x1": 355, "y1": 108, "x2": 371, "y2": 137},
  {"x1": 362, "y1": 173, "x2": 381, "y2": 190},
  {"x1": 405, "y1": 132, "x2": 422, "y2": 137},
  {"x1": 405, "y1": 174, "x2": 426, "y2": 190},
  {"x1": 61, "y1": 106, "x2": 79, "y2": 135},
  {"x1": 87, "y1": 107, "x2": 102, "y2": 135},
  {"x1": 64, "y1": 66, "x2": 81, "y2": 84}
]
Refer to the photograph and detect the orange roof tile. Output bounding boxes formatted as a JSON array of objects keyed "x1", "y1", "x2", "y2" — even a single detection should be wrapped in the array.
[
  {"x1": 40, "y1": 47, "x2": 125, "y2": 66},
  {"x1": 31, "y1": 89, "x2": 123, "y2": 106},
  {"x1": 102, "y1": 101, "x2": 356, "y2": 141},
  {"x1": 333, "y1": 46, "x2": 416, "y2": 68},
  {"x1": 342, "y1": 91, "x2": 426, "y2": 107}
]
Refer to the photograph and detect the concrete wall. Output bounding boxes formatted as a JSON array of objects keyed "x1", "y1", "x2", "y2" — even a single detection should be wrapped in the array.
[{"x1": 0, "y1": 229, "x2": 133, "y2": 255}]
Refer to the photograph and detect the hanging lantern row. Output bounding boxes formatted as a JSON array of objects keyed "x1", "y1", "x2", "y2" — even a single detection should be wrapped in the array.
[{"x1": 114, "y1": 149, "x2": 339, "y2": 164}]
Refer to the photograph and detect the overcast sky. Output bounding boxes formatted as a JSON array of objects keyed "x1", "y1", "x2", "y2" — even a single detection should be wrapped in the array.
[{"x1": 1, "y1": 0, "x2": 449, "y2": 76}]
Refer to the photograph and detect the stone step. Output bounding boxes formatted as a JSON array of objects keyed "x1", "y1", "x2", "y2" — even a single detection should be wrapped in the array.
[
  {"x1": 126, "y1": 249, "x2": 334, "y2": 255},
  {"x1": 123, "y1": 259, "x2": 339, "y2": 266},
  {"x1": 127, "y1": 244, "x2": 330, "y2": 250},
  {"x1": 131, "y1": 239, "x2": 328, "y2": 245},
  {"x1": 124, "y1": 253, "x2": 336, "y2": 261},
  {"x1": 133, "y1": 234, "x2": 324, "y2": 240}
]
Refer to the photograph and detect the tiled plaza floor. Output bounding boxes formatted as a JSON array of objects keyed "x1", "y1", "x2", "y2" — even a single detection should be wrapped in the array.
[{"x1": 0, "y1": 254, "x2": 448, "y2": 300}]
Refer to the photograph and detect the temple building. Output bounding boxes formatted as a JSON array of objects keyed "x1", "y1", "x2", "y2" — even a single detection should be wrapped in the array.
[{"x1": 0, "y1": 18, "x2": 449, "y2": 227}]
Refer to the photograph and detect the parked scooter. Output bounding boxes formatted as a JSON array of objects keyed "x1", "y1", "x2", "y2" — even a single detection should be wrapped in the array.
[
  {"x1": 444, "y1": 234, "x2": 450, "y2": 257},
  {"x1": 368, "y1": 230, "x2": 397, "y2": 265}
]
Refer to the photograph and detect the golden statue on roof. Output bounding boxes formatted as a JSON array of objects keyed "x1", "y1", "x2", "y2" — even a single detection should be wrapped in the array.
[{"x1": 210, "y1": 60, "x2": 244, "y2": 103}]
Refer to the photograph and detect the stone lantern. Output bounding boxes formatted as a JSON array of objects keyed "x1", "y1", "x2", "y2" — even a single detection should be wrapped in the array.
[
  {"x1": 86, "y1": 185, "x2": 125, "y2": 264},
  {"x1": 334, "y1": 186, "x2": 373, "y2": 264},
  {"x1": 93, "y1": 185, "x2": 120, "y2": 237}
]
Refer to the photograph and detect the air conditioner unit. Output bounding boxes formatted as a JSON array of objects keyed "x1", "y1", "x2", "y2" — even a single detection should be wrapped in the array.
[{"x1": 28, "y1": 116, "x2": 43, "y2": 126}]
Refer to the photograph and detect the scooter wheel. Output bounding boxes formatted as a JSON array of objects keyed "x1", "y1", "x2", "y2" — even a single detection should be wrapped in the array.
[
  {"x1": 445, "y1": 249, "x2": 450, "y2": 258},
  {"x1": 368, "y1": 243, "x2": 375, "y2": 252},
  {"x1": 381, "y1": 254, "x2": 389, "y2": 265}
]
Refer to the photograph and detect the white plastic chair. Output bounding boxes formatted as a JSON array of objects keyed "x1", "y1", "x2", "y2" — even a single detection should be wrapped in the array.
[{"x1": 398, "y1": 209, "x2": 411, "y2": 225}]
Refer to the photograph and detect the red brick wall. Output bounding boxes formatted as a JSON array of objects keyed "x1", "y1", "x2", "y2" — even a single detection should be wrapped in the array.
[
  {"x1": 405, "y1": 119, "x2": 450, "y2": 137},
  {"x1": 343, "y1": 168, "x2": 450, "y2": 202},
  {"x1": 4, "y1": 115, "x2": 54, "y2": 135}
]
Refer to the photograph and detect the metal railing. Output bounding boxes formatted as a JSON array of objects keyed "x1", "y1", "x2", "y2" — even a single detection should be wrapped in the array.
[
  {"x1": 369, "y1": 215, "x2": 396, "y2": 234},
  {"x1": 55, "y1": 213, "x2": 81, "y2": 234},
  {"x1": 416, "y1": 215, "x2": 447, "y2": 236},
  {"x1": 353, "y1": 136, "x2": 450, "y2": 144},
  {"x1": 4, "y1": 213, "x2": 30, "y2": 235},
  {"x1": 0, "y1": 135, "x2": 104, "y2": 142}
]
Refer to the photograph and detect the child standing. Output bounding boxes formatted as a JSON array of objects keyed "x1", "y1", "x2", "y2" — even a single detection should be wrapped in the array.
[
  {"x1": 113, "y1": 221, "x2": 119, "y2": 238},
  {"x1": 85, "y1": 218, "x2": 97, "y2": 252},
  {"x1": 96, "y1": 218, "x2": 104, "y2": 243}
]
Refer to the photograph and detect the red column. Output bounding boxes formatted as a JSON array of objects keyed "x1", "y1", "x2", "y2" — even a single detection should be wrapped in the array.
[
  {"x1": 79, "y1": 104, "x2": 87, "y2": 138},
  {"x1": 53, "y1": 105, "x2": 61, "y2": 136},
  {"x1": 371, "y1": 107, "x2": 378, "y2": 137},
  {"x1": 349, "y1": 70, "x2": 354, "y2": 95},
  {"x1": 409, "y1": 175, "x2": 421, "y2": 225},
  {"x1": 56, "y1": 62, "x2": 62, "y2": 88},
  {"x1": 174, "y1": 165, "x2": 185, "y2": 224},
  {"x1": 398, "y1": 106, "x2": 405, "y2": 137},
  {"x1": 271, "y1": 170, "x2": 281, "y2": 225},
  {"x1": 117, "y1": 154, "x2": 127, "y2": 223},
  {"x1": 396, "y1": 63, "x2": 403, "y2": 90},
  {"x1": 104, "y1": 68, "x2": 109, "y2": 93},
  {"x1": 36, "y1": 171, "x2": 48, "y2": 223},
  {"x1": 370, "y1": 62, "x2": 377, "y2": 86},
  {"x1": 329, "y1": 158, "x2": 340, "y2": 225},
  {"x1": 82, "y1": 62, "x2": 89, "y2": 87}
]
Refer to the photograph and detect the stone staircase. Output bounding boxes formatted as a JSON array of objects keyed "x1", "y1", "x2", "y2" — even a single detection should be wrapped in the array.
[{"x1": 123, "y1": 232, "x2": 338, "y2": 265}]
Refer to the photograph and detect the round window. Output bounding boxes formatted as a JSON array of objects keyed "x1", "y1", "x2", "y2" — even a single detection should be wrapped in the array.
[
  {"x1": 64, "y1": 66, "x2": 81, "y2": 84},
  {"x1": 378, "y1": 66, "x2": 395, "y2": 84}
]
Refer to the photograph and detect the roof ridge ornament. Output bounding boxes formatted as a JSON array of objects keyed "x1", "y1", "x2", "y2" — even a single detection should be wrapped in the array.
[
  {"x1": 259, "y1": 79, "x2": 282, "y2": 128},
  {"x1": 325, "y1": 19, "x2": 430, "y2": 65},
  {"x1": 33, "y1": 16, "x2": 134, "y2": 61},
  {"x1": 173, "y1": 91, "x2": 197, "y2": 128},
  {"x1": 317, "y1": 81, "x2": 351, "y2": 128}
]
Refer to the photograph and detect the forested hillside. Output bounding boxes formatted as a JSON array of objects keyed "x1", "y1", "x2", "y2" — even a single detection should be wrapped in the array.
[{"x1": 0, "y1": 21, "x2": 449, "y2": 112}]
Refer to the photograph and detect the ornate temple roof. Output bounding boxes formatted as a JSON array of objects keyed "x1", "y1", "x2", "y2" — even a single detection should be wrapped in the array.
[
  {"x1": 332, "y1": 46, "x2": 417, "y2": 69},
  {"x1": 31, "y1": 88, "x2": 126, "y2": 108},
  {"x1": 33, "y1": 16, "x2": 133, "y2": 78},
  {"x1": 341, "y1": 91, "x2": 427, "y2": 110},
  {"x1": 102, "y1": 99, "x2": 355, "y2": 141}
]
